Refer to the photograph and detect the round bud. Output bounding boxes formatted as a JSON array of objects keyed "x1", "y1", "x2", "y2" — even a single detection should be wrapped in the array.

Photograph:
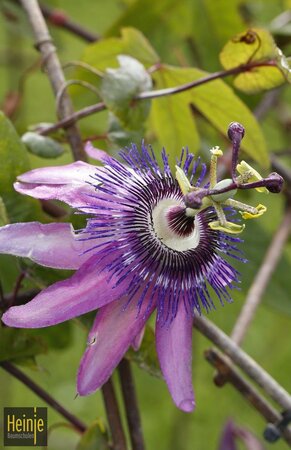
[
  {"x1": 265, "y1": 172, "x2": 284, "y2": 193},
  {"x1": 227, "y1": 122, "x2": 245, "y2": 141},
  {"x1": 263, "y1": 424, "x2": 281, "y2": 443},
  {"x1": 210, "y1": 179, "x2": 237, "y2": 203}
]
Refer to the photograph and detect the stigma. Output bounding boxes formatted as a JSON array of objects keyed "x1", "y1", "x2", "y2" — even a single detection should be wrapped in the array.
[{"x1": 151, "y1": 198, "x2": 200, "y2": 251}]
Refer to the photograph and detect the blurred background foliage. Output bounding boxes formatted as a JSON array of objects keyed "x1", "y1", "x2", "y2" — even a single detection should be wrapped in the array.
[{"x1": 0, "y1": 0, "x2": 291, "y2": 449}]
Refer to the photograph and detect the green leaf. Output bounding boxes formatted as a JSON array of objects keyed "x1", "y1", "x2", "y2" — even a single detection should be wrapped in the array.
[
  {"x1": 152, "y1": 65, "x2": 268, "y2": 167},
  {"x1": 21, "y1": 132, "x2": 65, "y2": 159},
  {"x1": 0, "y1": 327, "x2": 47, "y2": 362},
  {"x1": 106, "y1": 0, "x2": 193, "y2": 38},
  {"x1": 127, "y1": 325, "x2": 161, "y2": 378},
  {"x1": 220, "y1": 28, "x2": 285, "y2": 93},
  {"x1": 191, "y1": 0, "x2": 246, "y2": 71},
  {"x1": 0, "y1": 112, "x2": 30, "y2": 192},
  {"x1": 77, "y1": 28, "x2": 159, "y2": 80},
  {"x1": 76, "y1": 420, "x2": 110, "y2": 450},
  {"x1": 0, "y1": 112, "x2": 44, "y2": 222},
  {"x1": 101, "y1": 55, "x2": 152, "y2": 129},
  {"x1": 151, "y1": 71, "x2": 200, "y2": 156}
]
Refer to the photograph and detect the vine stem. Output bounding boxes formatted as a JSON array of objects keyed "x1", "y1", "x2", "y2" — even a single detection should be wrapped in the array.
[
  {"x1": 205, "y1": 348, "x2": 291, "y2": 446},
  {"x1": 39, "y1": 61, "x2": 277, "y2": 137},
  {"x1": 20, "y1": 0, "x2": 86, "y2": 161},
  {"x1": 118, "y1": 359, "x2": 145, "y2": 450},
  {"x1": 101, "y1": 379, "x2": 127, "y2": 450},
  {"x1": 194, "y1": 315, "x2": 291, "y2": 411},
  {"x1": 231, "y1": 207, "x2": 291, "y2": 345},
  {"x1": 39, "y1": 3, "x2": 99, "y2": 42},
  {"x1": 0, "y1": 361, "x2": 86, "y2": 433}
]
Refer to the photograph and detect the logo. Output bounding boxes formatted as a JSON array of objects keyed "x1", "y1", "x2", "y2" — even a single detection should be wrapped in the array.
[{"x1": 3, "y1": 407, "x2": 47, "y2": 447}]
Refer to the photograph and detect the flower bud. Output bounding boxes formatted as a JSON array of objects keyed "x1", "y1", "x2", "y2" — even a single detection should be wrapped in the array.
[
  {"x1": 227, "y1": 122, "x2": 245, "y2": 142},
  {"x1": 265, "y1": 172, "x2": 284, "y2": 193}
]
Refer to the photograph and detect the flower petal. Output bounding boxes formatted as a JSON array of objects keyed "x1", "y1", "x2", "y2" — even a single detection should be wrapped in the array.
[
  {"x1": 85, "y1": 142, "x2": 112, "y2": 162},
  {"x1": 0, "y1": 222, "x2": 93, "y2": 269},
  {"x1": 218, "y1": 421, "x2": 237, "y2": 450},
  {"x1": 14, "y1": 161, "x2": 98, "y2": 209},
  {"x1": 2, "y1": 251, "x2": 130, "y2": 328},
  {"x1": 77, "y1": 296, "x2": 155, "y2": 395},
  {"x1": 155, "y1": 304, "x2": 195, "y2": 412}
]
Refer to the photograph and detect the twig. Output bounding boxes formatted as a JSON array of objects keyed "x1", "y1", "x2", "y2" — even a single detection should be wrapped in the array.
[
  {"x1": 10, "y1": 272, "x2": 26, "y2": 308},
  {"x1": 39, "y1": 101, "x2": 106, "y2": 136},
  {"x1": 205, "y1": 348, "x2": 291, "y2": 446},
  {"x1": 0, "y1": 361, "x2": 86, "y2": 433},
  {"x1": 118, "y1": 359, "x2": 145, "y2": 450},
  {"x1": 39, "y1": 3, "x2": 99, "y2": 42},
  {"x1": 194, "y1": 315, "x2": 291, "y2": 411},
  {"x1": 20, "y1": 0, "x2": 86, "y2": 161},
  {"x1": 137, "y1": 61, "x2": 277, "y2": 101},
  {"x1": 231, "y1": 207, "x2": 291, "y2": 345},
  {"x1": 38, "y1": 61, "x2": 277, "y2": 137},
  {"x1": 101, "y1": 380, "x2": 127, "y2": 450}
]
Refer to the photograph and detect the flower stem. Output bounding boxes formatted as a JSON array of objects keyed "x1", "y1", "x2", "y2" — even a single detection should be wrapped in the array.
[
  {"x1": 20, "y1": 0, "x2": 86, "y2": 161},
  {"x1": 0, "y1": 361, "x2": 86, "y2": 433},
  {"x1": 194, "y1": 315, "x2": 291, "y2": 411},
  {"x1": 101, "y1": 379, "x2": 127, "y2": 450},
  {"x1": 205, "y1": 348, "x2": 291, "y2": 446},
  {"x1": 118, "y1": 359, "x2": 145, "y2": 450},
  {"x1": 38, "y1": 61, "x2": 277, "y2": 137},
  {"x1": 38, "y1": 3, "x2": 99, "y2": 42}
]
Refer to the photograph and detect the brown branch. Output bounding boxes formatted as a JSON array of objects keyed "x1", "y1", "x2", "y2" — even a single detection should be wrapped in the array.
[
  {"x1": 38, "y1": 61, "x2": 277, "y2": 137},
  {"x1": 231, "y1": 207, "x2": 291, "y2": 345},
  {"x1": 118, "y1": 359, "x2": 145, "y2": 450},
  {"x1": 39, "y1": 101, "x2": 106, "y2": 136},
  {"x1": 137, "y1": 61, "x2": 277, "y2": 101},
  {"x1": 1, "y1": 361, "x2": 86, "y2": 433},
  {"x1": 20, "y1": 0, "x2": 86, "y2": 161},
  {"x1": 205, "y1": 348, "x2": 291, "y2": 446},
  {"x1": 101, "y1": 380, "x2": 127, "y2": 450},
  {"x1": 39, "y1": 3, "x2": 99, "y2": 43},
  {"x1": 194, "y1": 315, "x2": 291, "y2": 411}
]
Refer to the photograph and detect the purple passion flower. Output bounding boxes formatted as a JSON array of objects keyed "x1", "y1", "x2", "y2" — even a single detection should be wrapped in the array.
[{"x1": 0, "y1": 128, "x2": 281, "y2": 412}]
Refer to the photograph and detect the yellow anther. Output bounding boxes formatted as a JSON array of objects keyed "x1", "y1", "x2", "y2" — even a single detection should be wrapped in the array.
[
  {"x1": 210, "y1": 146, "x2": 223, "y2": 157},
  {"x1": 236, "y1": 161, "x2": 268, "y2": 193},
  {"x1": 175, "y1": 165, "x2": 191, "y2": 195},
  {"x1": 240, "y1": 204, "x2": 267, "y2": 219},
  {"x1": 209, "y1": 220, "x2": 245, "y2": 234}
]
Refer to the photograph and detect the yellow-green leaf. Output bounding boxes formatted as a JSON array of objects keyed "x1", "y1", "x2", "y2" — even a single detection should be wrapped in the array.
[
  {"x1": 220, "y1": 28, "x2": 278, "y2": 69},
  {"x1": 81, "y1": 27, "x2": 159, "y2": 73},
  {"x1": 219, "y1": 28, "x2": 285, "y2": 93},
  {"x1": 233, "y1": 66, "x2": 285, "y2": 94},
  {"x1": 152, "y1": 66, "x2": 268, "y2": 167},
  {"x1": 151, "y1": 69, "x2": 199, "y2": 156}
]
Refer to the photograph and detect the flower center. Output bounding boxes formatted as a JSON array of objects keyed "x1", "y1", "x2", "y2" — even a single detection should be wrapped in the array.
[{"x1": 151, "y1": 198, "x2": 200, "y2": 251}]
